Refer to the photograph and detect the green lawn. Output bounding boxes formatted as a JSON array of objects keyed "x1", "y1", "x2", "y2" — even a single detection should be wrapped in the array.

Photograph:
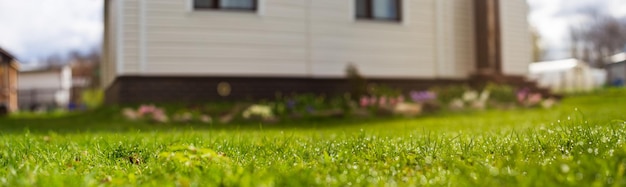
[{"x1": 1, "y1": 89, "x2": 625, "y2": 186}]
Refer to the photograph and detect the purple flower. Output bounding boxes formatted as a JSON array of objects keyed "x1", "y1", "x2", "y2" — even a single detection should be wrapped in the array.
[
  {"x1": 410, "y1": 91, "x2": 436, "y2": 103},
  {"x1": 517, "y1": 88, "x2": 530, "y2": 103},
  {"x1": 286, "y1": 99, "x2": 297, "y2": 109}
]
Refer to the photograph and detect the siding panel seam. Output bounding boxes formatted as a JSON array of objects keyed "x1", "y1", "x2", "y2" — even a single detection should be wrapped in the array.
[{"x1": 117, "y1": 0, "x2": 125, "y2": 74}]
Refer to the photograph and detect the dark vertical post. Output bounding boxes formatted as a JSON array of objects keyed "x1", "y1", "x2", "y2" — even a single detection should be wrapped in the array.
[
  {"x1": 474, "y1": 0, "x2": 502, "y2": 75},
  {"x1": 1, "y1": 58, "x2": 7, "y2": 111},
  {"x1": 31, "y1": 89, "x2": 36, "y2": 108},
  {"x1": 102, "y1": 0, "x2": 109, "y2": 90}
]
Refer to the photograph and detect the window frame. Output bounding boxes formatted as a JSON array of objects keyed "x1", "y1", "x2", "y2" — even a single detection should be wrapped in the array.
[
  {"x1": 193, "y1": 0, "x2": 258, "y2": 11},
  {"x1": 355, "y1": 0, "x2": 402, "y2": 22}
]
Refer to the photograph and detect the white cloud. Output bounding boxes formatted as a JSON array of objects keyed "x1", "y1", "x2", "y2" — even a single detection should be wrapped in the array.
[
  {"x1": 0, "y1": 0, "x2": 102, "y2": 63},
  {"x1": 608, "y1": 0, "x2": 626, "y2": 18}
]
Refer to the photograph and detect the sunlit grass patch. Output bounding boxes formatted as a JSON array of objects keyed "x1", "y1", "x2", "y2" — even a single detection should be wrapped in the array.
[{"x1": 0, "y1": 88, "x2": 625, "y2": 186}]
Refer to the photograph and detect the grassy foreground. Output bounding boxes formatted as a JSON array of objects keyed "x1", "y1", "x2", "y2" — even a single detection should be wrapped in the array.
[{"x1": 1, "y1": 89, "x2": 626, "y2": 186}]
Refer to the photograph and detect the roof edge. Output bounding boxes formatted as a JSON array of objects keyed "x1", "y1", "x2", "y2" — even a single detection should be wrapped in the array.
[{"x1": 0, "y1": 47, "x2": 16, "y2": 60}]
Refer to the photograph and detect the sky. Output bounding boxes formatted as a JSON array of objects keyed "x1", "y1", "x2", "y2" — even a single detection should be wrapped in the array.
[
  {"x1": 527, "y1": 0, "x2": 626, "y2": 60},
  {"x1": 0, "y1": 0, "x2": 102, "y2": 63},
  {"x1": 0, "y1": 0, "x2": 625, "y2": 63}
]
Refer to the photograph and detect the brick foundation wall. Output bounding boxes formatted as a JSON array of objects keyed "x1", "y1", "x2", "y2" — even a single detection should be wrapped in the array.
[{"x1": 105, "y1": 76, "x2": 467, "y2": 104}]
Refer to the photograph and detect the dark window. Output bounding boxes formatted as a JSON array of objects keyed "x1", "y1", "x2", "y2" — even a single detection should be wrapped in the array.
[
  {"x1": 194, "y1": 0, "x2": 257, "y2": 11},
  {"x1": 355, "y1": 0, "x2": 401, "y2": 21}
]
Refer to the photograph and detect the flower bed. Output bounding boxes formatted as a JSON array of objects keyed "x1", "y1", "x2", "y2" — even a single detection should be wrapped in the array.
[{"x1": 121, "y1": 83, "x2": 559, "y2": 124}]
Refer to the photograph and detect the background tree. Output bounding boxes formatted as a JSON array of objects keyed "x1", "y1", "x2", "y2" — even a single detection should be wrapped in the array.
[
  {"x1": 569, "y1": 6, "x2": 626, "y2": 68},
  {"x1": 531, "y1": 27, "x2": 545, "y2": 62}
]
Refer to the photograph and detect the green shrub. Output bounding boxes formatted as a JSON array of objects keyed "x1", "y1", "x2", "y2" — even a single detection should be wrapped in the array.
[
  {"x1": 430, "y1": 85, "x2": 469, "y2": 105},
  {"x1": 485, "y1": 83, "x2": 517, "y2": 104},
  {"x1": 81, "y1": 88, "x2": 104, "y2": 109},
  {"x1": 368, "y1": 84, "x2": 402, "y2": 97},
  {"x1": 346, "y1": 64, "x2": 367, "y2": 99}
]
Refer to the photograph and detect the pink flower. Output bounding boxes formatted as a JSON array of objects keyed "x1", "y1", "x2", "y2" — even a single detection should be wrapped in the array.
[
  {"x1": 369, "y1": 96, "x2": 377, "y2": 105},
  {"x1": 151, "y1": 108, "x2": 169, "y2": 123},
  {"x1": 527, "y1": 93, "x2": 543, "y2": 106},
  {"x1": 360, "y1": 96, "x2": 369, "y2": 108},
  {"x1": 397, "y1": 96, "x2": 405, "y2": 103},
  {"x1": 138, "y1": 105, "x2": 157, "y2": 116},
  {"x1": 379, "y1": 96, "x2": 388, "y2": 106},
  {"x1": 389, "y1": 98, "x2": 398, "y2": 106},
  {"x1": 517, "y1": 92, "x2": 527, "y2": 103},
  {"x1": 123, "y1": 104, "x2": 170, "y2": 123}
]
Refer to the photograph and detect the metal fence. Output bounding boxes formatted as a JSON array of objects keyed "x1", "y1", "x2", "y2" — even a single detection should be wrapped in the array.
[{"x1": 18, "y1": 89, "x2": 61, "y2": 111}]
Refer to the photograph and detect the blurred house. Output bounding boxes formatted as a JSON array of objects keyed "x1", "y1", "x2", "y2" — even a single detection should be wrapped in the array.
[
  {"x1": 69, "y1": 58, "x2": 99, "y2": 104},
  {"x1": 102, "y1": 0, "x2": 534, "y2": 103},
  {"x1": 606, "y1": 52, "x2": 626, "y2": 86},
  {"x1": 18, "y1": 64, "x2": 72, "y2": 110},
  {"x1": 0, "y1": 47, "x2": 19, "y2": 113},
  {"x1": 528, "y1": 59, "x2": 606, "y2": 93}
]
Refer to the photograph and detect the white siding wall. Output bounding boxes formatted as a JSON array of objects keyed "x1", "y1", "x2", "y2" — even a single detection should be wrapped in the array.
[
  {"x1": 142, "y1": 0, "x2": 308, "y2": 76},
  {"x1": 18, "y1": 69, "x2": 72, "y2": 91},
  {"x1": 122, "y1": 0, "x2": 141, "y2": 73},
  {"x1": 102, "y1": 0, "x2": 118, "y2": 88},
  {"x1": 500, "y1": 0, "x2": 531, "y2": 75},
  {"x1": 434, "y1": 0, "x2": 475, "y2": 78},
  {"x1": 18, "y1": 68, "x2": 72, "y2": 107},
  {"x1": 109, "y1": 0, "x2": 486, "y2": 79},
  {"x1": 19, "y1": 72, "x2": 62, "y2": 90},
  {"x1": 309, "y1": 0, "x2": 437, "y2": 78}
]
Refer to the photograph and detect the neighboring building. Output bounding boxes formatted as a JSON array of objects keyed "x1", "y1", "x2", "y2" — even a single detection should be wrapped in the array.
[
  {"x1": 0, "y1": 47, "x2": 19, "y2": 113},
  {"x1": 102, "y1": 0, "x2": 533, "y2": 103},
  {"x1": 18, "y1": 64, "x2": 72, "y2": 110},
  {"x1": 70, "y1": 59, "x2": 99, "y2": 104},
  {"x1": 529, "y1": 59, "x2": 606, "y2": 93},
  {"x1": 606, "y1": 52, "x2": 626, "y2": 86}
]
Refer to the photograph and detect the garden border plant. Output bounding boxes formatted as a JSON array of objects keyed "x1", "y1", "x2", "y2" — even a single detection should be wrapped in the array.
[{"x1": 119, "y1": 82, "x2": 560, "y2": 125}]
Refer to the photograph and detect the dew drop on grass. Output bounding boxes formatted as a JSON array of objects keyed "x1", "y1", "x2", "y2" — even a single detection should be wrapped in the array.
[
  {"x1": 425, "y1": 156, "x2": 433, "y2": 165},
  {"x1": 576, "y1": 172, "x2": 584, "y2": 180},
  {"x1": 454, "y1": 169, "x2": 461, "y2": 175},
  {"x1": 420, "y1": 175, "x2": 427, "y2": 185},
  {"x1": 470, "y1": 172, "x2": 478, "y2": 180},
  {"x1": 561, "y1": 164, "x2": 570, "y2": 173},
  {"x1": 489, "y1": 167, "x2": 499, "y2": 176}
]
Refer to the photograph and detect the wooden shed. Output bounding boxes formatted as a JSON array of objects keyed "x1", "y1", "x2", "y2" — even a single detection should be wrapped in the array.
[{"x1": 0, "y1": 47, "x2": 19, "y2": 114}]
